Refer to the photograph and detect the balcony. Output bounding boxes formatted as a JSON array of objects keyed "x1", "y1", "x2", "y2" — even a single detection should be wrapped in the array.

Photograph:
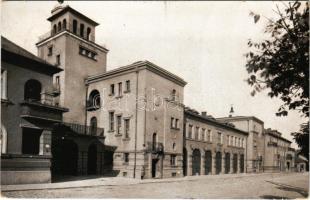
[
  {"x1": 146, "y1": 142, "x2": 164, "y2": 154},
  {"x1": 63, "y1": 122, "x2": 104, "y2": 137},
  {"x1": 268, "y1": 141, "x2": 278, "y2": 147},
  {"x1": 52, "y1": 83, "x2": 60, "y2": 96},
  {"x1": 20, "y1": 93, "x2": 68, "y2": 123}
]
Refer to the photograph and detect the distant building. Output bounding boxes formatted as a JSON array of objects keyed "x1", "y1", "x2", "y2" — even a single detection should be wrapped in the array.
[
  {"x1": 216, "y1": 116, "x2": 265, "y2": 173},
  {"x1": 1, "y1": 37, "x2": 68, "y2": 184},
  {"x1": 263, "y1": 128, "x2": 295, "y2": 172}
]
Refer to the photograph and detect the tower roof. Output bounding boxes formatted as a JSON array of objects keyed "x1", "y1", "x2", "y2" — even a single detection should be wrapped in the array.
[{"x1": 47, "y1": 5, "x2": 99, "y2": 26}]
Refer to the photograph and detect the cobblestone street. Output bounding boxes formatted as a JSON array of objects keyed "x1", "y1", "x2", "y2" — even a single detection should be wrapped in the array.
[{"x1": 2, "y1": 172, "x2": 308, "y2": 199}]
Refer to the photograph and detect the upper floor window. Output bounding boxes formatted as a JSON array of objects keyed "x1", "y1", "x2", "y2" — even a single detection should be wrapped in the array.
[
  {"x1": 58, "y1": 22, "x2": 61, "y2": 32},
  {"x1": 87, "y1": 27, "x2": 91, "y2": 40},
  {"x1": 80, "y1": 23, "x2": 85, "y2": 38},
  {"x1": 217, "y1": 132, "x2": 222, "y2": 144},
  {"x1": 110, "y1": 84, "x2": 115, "y2": 95},
  {"x1": 73, "y1": 19, "x2": 77, "y2": 34},
  {"x1": 207, "y1": 130, "x2": 211, "y2": 142},
  {"x1": 88, "y1": 90, "x2": 101, "y2": 110},
  {"x1": 201, "y1": 128, "x2": 205, "y2": 141},
  {"x1": 171, "y1": 117, "x2": 175, "y2": 128},
  {"x1": 48, "y1": 46, "x2": 53, "y2": 56},
  {"x1": 227, "y1": 135, "x2": 230, "y2": 145},
  {"x1": 56, "y1": 54, "x2": 60, "y2": 65},
  {"x1": 90, "y1": 117, "x2": 97, "y2": 135},
  {"x1": 118, "y1": 82, "x2": 122, "y2": 96},
  {"x1": 53, "y1": 25, "x2": 57, "y2": 34},
  {"x1": 124, "y1": 153, "x2": 129, "y2": 164},
  {"x1": 63, "y1": 19, "x2": 67, "y2": 30},
  {"x1": 152, "y1": 133, "x2": 157, "y2": 150},
  {"x1": 175, "y1": 119, "x2": 179, "y2": 129},
  {"x1": 171, "y1": 89, "x2": 176, "y2": 101},
  {"x1": 24, "y1": 79, "x2": 41, "y2": 101},
  {"x1": 125, "y1": 80, "x2": 130, "y2": 92},
  {"x1": 124, "y1": 118, "x2": 130, "y2": 138},
  {"x1": 188, "y1": 125, "x2": 193, "y2": 139},
  {"x1": 195, "y1": 127, "x2": 199, "y2": 140},
  {"x1": 170, "y1": 155, "x2": 176, "y2": 166},
  {"x1": 117, "y1": 115, "x2": 122, "y2": 134},
  {"x1": 109, "y1": 111, "x2": 114, "y2": 131},
  {"x1": 1, "y1": 70, "x2": 7, "y2": 100}
]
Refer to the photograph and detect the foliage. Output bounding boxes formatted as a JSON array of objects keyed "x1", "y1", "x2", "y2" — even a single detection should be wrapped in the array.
[
  {"x1": 292, "y1": 122, "x2": 309, "y2": 160},
  {"x1": 245, "y1": 1, "x2": 309, "y2": 117}
]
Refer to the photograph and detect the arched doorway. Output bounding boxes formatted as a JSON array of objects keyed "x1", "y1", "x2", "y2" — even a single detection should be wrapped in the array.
[
  {"x1": 240, "y1": 154, "x2": 245, "y2": 173},
  {"x1": 183, "y1": 148, "x2": 187, "y2": 176},
  {"x1": 205, "y1": 151, "x2": 212, "y2": 175},
  {"x1": 225, "y1": 153, "x2": 230, "y2": 174},
  {"x1": 52, "y1": 138, "x2": 78, "y2": 176},
  {"x1": 88, "y1": 144, "x2": 97, "y2": 175},
  {"x1": 192, "y1": 149, "x2": 201, "y2": 175},
  {"x1": 215, "y1": 152, "x2": 222, "y2": 174},
  {"x1": 233, "y1": 154, "x2": 238, "y2": 173}
]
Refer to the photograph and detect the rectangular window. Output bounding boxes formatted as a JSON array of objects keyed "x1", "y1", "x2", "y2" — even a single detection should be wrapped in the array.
[
  {"x1": 1, "y1": 70, "x2": 7, "y2": 99},
  {"x1": 117, "y1": 115, "x2": 122, "y2": 134},
  {"x1": 170, "y1": 155, "x2": 176, "y2": 166},
  {"x1": 175, "y1": 119, "x2": 179, "y2": 129},
  {"x1": 124, "y1": 119, "x2": 130, "y2": 138},
  {"x1": 125, "y1": 80, "x2": 130, "y2": 92},
  {"x1": 56, "y1": 54, "x2": 60, "y2": 65},
  {"x1": 201, "y1": 128, "x2": 205, "y2": 141},
  {"x1": 207, "y1": 130, "x2": 211, "y2": 142},
  {"x1": 48, "y1": 46, "x2": 53, "y2": 56},
  {"x1": 227, "y1": 135, "x2": 230, "y2": 145},
  {"x1": 124, "y1": 153, "x2": 129, "y2": 163},
  {"x1": 195, "y1": 127, "x2": 199, "y2": 140},
  {"x1": 110, "y1": 84, "x2": 115, "y2": 95},
  {"x1": 118, "y1": 82, "x2": 122, "y2": 96},
  {"x1": 109, "y1": 112, "x2": 114, "y2": 131},
  {"x1": 218, "y1": 132, "x2": 222, "y2": 144},
  {"x1": 188, "y1": 125, "x2": 193, "y2": 139},
  {"x1": 55, "y1": 76, "x2": 60, "y2": 85},
  {"x1": 171, "y1": 117, "x2": 175, "y2": 128}
]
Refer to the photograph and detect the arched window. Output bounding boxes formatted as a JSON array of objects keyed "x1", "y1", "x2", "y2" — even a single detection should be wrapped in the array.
[
  {"x1": 63, "y1": 19, "x2": 67, "y2": 30},
  {"x1": 152, "y1": 133, "x2": 157, "y2": 150},
  {"x1": 90, "y1": 117, "x2": 97, "y2": 135},
  {"x1": 87, "y1": 90, "x2": 101, "y2": 111},
  {"x1": 73, "y1": 20, "x2": 77, "y2": 34},
  {"x1": 80, "y1": 23, "x2": 84, "y2": 38},
  {"x1": 53, "y1": 25, "x2": 57, "y2": 34},
  {"x1": 87, "y1": 27, "x2": 91, "y2": 40},
  {"x1": 24, "y1": 79, "x2": 41, "y2": 101},
  {"x1": 58, "y1": 22, "x2": 61, "y2": 32}
]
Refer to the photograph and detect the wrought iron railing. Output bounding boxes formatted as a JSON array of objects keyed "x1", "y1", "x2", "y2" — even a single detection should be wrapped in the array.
[
  {"x1": 63, "y1": 122, "x2": 104, "y2": 137},
  {"x1": 146, "y1": 142, "x2": 164, "y2": 154}
]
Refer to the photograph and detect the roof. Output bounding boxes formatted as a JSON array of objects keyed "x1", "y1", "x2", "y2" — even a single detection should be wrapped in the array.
[
  {"x1": 86, "y1": 60, "x2": 187, "y2": 87},
  {"x1": 216, "y1": 116, "x2": 264, "y2": 124},
  {"x1": 47, "y1": 6, "x2": 99, "y2": 26},
  {"x1": 264, "y1": 128, "x2": 292, "y2": 143},
  {"x1": 1, "y1": 36, "x2": 62, "y2": 75},
  {"x1": 185, "y1": 109, "x2": 248, "y2": 136}
]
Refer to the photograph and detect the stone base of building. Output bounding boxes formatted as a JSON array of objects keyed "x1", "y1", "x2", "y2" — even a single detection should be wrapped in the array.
[{"x1": 1, "y1": 154, "x2": 51, "y2": 185}]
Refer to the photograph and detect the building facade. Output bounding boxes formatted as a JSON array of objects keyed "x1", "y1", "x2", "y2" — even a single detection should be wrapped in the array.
[
  {"x1": 184, "y1": 109, "x2": 247, "y2": 176},
  {"x1": 216, "y1": 116, "x2": 265, "y2": 173},
  {"x1": 1, "y1": 37, "x2": 68, "y2": 184}
]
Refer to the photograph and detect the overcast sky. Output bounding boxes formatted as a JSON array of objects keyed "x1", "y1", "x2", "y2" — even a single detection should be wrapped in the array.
[{"x1": 2, "y1": 1, "x2": 305, "y2": 147}]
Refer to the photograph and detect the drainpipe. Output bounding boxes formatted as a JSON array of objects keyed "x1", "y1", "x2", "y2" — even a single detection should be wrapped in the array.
[
  {"x1": 85, "y1": 83, "x2": 89, "y2": 135},
  {"x1": 133, "y1": 69, "x2": 139, "y2": 178}
]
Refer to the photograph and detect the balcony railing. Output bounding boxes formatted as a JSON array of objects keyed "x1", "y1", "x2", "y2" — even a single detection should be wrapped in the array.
[
  {"x1": 52, "y1": 83, "x2": 60, "y2": 96},
  {"x1": 146, "y1": 142, "x2": 164, "y2": 154},
  {"x1": 63, "y1": 122, "x2": 104, "y2": 137}
]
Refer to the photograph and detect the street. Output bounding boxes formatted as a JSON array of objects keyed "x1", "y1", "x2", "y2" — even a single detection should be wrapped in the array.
[{"x1": 2, "y1": 172, "x2": 309, "y2": 199}]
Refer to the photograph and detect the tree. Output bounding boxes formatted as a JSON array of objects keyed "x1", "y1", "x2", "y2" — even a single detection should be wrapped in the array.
[
  {"x1": 245, "y1": 1, "x2": 309, "y2": 117},
  {"x1": 292, "y1": 122, "x2": 309, "y2": 160}
]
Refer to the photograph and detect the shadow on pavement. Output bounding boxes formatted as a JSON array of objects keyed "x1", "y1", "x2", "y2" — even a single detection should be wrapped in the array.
[
  {"x1": 265, "y1": 180, "x2": 309, "y2": 198},
  {"x1": 259, "y1": 195, "x2": 288, "y2": 199}
]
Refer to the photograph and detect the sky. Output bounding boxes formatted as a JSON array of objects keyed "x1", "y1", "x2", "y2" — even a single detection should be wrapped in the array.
[{"x1": 1, "y1": 1, "x2": 306, "y2": 148}]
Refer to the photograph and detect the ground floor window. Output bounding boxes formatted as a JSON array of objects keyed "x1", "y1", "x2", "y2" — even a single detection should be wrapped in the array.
[
  {"x1": 171, "y1": 155, "x2": 177, "y2": 166},
  {"x1": 22, "y1": 128, "x2": 42, "y2": 155}
]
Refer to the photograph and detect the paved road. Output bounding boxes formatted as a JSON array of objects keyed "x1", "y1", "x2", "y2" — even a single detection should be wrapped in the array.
[{"x1": 2, "y1": 173, "x2": 309, "y2": 199}]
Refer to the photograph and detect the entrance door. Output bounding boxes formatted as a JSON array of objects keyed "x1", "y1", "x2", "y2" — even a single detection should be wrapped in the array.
[
  {"x1": 152, "y1": 159, "x2": 158, "y2": 178},
  {"x1": 183, "y1": 148, "x2": 187, "y2": 176},
  {"x1": 192, "y1": 149, "x2": 201, "y2": 175},
  {"x1": 233, "y1": 154, "x2": 238, "y2": 173},
  {"x1": 240, "y1": 154, "x2": 244, "y2": 173},
  {"x1": 225, "y1": 153, "x2": 230, "y2": 174},
  {"x1": 215, "y1": 152, "x2": 222, "y2": 174},
  {"x1": 87, "y1": 144, "x2": 97, "y2": 175},
  {"x1": 205, "y1": 151, "x2": 212, "y2": 175}
]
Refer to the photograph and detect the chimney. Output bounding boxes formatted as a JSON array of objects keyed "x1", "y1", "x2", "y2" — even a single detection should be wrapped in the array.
[{"x1": 201, "y1": 111, "x2": 207, "y2": 117}]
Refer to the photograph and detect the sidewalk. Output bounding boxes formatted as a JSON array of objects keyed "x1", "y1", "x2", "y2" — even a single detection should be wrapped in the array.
[{"x1": 1, "y1": 172, "x2": 299, "y2": 192}]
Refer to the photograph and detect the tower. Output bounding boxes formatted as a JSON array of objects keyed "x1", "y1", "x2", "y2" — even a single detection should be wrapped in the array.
[
  {"x1": 229, "y1": 104, "x2": 234, "y2": 117},
  {"x1": 36, "y1": 3, "x2": 109, "y2": 124}
]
